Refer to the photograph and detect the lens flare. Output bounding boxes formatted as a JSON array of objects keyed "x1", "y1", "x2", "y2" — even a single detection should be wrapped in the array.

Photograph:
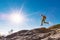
[{"x1": 9, "y1": 13, "x2": 25, "y2": 24}]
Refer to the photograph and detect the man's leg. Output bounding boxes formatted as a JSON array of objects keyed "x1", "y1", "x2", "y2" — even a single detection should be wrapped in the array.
[
  {"x1": 44, "y1": 21, "x2": 49, "y2": 24},
  {"x1": 41, "y1": 20, "x2": 44, "y2": 26}
]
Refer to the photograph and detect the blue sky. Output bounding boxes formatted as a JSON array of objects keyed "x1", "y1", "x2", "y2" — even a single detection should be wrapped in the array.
[{"x1": 0, "y1": 0, "x2": 60, "y2": 35}]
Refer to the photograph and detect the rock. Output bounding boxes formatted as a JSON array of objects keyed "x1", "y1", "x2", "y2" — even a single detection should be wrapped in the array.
[
  {"x1": 23, "y1": 30, "x2": 36, "y2": 36},
  {"x1": 4, "y1": 24, "x2": 60, "y2": 40},
  {"x1": 48, "y1": 37, "x2": 57, "y2": 40},
  {"x1": 57, "y1": 38, "x2": 60, "y2": 40}
]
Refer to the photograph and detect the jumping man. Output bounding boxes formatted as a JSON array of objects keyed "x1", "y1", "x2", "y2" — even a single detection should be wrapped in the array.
[{"x1": 41, "y1": 14, "x2": 49, "y2": 26}]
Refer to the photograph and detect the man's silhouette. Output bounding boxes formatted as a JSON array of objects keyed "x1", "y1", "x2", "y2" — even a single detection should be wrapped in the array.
[
  {"x1": 41, "y1": 14, "x2": 49, "y2": 26},
  {"x1": 8, "y1": 29, "x2": 13, "y2": 34}
]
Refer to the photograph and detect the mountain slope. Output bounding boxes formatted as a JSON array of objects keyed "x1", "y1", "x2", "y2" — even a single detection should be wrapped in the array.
[{"x1": 1, "y1": 24, "x2": 60, "y2": 40}]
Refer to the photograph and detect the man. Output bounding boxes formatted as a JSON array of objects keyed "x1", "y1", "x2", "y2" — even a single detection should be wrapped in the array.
[
  {"x1": 41, "y1": 14, "x2": 49, "y2": 26},
  {"x1": 8, "y1": 29, "x2": 13, "y2": 34}
]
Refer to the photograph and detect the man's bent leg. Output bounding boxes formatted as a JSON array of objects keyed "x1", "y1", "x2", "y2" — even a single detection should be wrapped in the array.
[{"x1": 44, "y1": 22, "x2": 49, "y2": 24}]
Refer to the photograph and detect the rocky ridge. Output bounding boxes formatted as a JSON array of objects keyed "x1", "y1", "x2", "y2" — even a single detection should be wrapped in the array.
[{"x1": 0, "y1": 24, "x2": 60, "y2": 40}]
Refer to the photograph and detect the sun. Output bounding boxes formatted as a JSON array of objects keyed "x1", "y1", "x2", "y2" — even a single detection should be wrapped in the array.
[{"x1": 9, "y1": 13, "x2": 25, "y2": 24}]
